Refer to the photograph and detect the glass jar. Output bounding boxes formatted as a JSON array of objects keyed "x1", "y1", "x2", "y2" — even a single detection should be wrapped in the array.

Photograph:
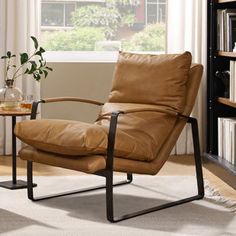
[{"x1": 0, "y1": 79, "x2": 23, "y2": 110}]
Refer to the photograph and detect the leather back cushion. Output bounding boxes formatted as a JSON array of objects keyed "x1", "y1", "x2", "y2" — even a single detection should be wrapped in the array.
[{"x1": 109, "y1": 51, "x2": 192, "y2": 113}]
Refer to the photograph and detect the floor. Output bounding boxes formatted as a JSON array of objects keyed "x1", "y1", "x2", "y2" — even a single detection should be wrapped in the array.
[{"x1": 0, "y1": 154, "x2": 235, "y2": 201}]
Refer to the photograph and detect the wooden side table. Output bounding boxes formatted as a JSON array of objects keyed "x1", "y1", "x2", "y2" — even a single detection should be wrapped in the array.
[{"x1": 0, "y1": 108, "x2": 36, "y2": 189}]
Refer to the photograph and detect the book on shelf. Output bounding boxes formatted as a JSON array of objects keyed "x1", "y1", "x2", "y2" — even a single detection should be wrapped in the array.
[
  {"x1": 229, "y1": 15, "x2": 236, "y2": 51},
  {"x1": 218, "y1": 117, "x2": 223, "y2": 157},
  {"x1": 218, "y1": 117, "x2": 236, "y2": 165},
  {"x1": 228, "y1": 60, "x2": 236, "y2": 102},
  {"x1": 217, "y1": 9, "x2": 236, "y2": 51},
  {"x1": 230, "y1": 60, "x2": 235, "y2": 101}
]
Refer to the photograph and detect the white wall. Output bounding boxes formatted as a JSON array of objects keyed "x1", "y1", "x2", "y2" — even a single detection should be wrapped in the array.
[{"x1": 40, "y1": 62, "x2": 115, "y2": 123}]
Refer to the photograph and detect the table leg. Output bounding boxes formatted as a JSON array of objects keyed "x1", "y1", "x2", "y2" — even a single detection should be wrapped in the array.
[
  {"x1": 12, "y1": 116, "x2": 17, "y2": 184},
  {"x1": 0, "y1": 116, "x2": 37, "y2": 189}
]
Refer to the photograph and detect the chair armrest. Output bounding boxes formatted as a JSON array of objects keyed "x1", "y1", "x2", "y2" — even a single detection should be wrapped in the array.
[
  {"x1": 97, "y1": 107, "x2": 189, "y2": 121},
  {"x1": 42, "y1": 97, "x2": 104, "y2": 106},
  {"x1": 31, "y1": 96, "x2": 104, "y2": 119}
]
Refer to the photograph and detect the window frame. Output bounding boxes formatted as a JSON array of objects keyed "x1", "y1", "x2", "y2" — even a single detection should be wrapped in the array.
[
  {"x1": 146, "y1": 0, "x2": 166, "y2": 24},
  {"x1": 41, "y1": 1, "x2": 76, "y2": 29}
]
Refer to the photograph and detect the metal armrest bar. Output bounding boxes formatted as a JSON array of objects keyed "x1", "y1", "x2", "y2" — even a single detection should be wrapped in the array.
[
  {"x1": 106, "y1": 111, "x2": 124, "y2": 170},
  {"x1": 30, "y1": 97, "x2": 104, "y2": 119},
  {"x1": 97, "y1": 107, "x2": 190, "y2": 121}
]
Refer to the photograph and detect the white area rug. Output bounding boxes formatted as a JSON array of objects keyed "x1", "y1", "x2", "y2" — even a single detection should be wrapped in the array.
[{"x1": 0, "y1": 175, "x2": 235, "y2": 236}]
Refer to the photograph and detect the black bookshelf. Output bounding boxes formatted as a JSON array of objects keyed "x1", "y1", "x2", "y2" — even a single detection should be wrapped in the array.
[{"x1": 206, "y1": 0, "x2": 236, "y2": 189}]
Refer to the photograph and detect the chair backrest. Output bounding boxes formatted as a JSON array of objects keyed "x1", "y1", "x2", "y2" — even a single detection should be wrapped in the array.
[
  {"x1": 96, "y1": 52, "x2": 203, "y2": 165},
  {"x1": 109, "y1": 51, "x2": 192, "y2": 113},
  {"x1": 151, "y1": 63, "x2": 203, "y2": 173}
]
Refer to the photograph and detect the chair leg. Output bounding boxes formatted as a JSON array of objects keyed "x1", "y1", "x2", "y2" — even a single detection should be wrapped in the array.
[
  {"x1": 105, "y1": 171, "x2": 134, "y2": 222},
  {"x1": 26, "y1": 161, "x2": 132, "y2": 201},
  {"x1": 106, "y1": 171, "x2": 114, "y2": 222},
  {"x1": 106, "y1": 183, "x2": 203, "y2": 223},
  {"x1": 190, "y1": 118, "x2": 204, "y2": 197},
  {"x1": 105, "y1": 118, "x2": 204, "y2": 223},
  {"x1": 106, "y1": 177, "x2": 203, "y2": 223}
]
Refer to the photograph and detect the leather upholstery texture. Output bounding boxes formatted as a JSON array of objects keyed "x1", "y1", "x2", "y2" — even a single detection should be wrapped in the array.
[
  {"x1": 15, "y1": 51, "x2": 192, "y2": 162},
  {"x1": 109, "y1": 51, "x2": 192, "y2": 113},
  {"x1": 15, "y1": 103, "x2": 177, "y2": 162},
  {"x1": 15, "y1": 119, "x2": 108, "y2": 156},
  {"x1": 16, "y1": 53, "x2": 203, "y2": 174},
  {"x1": 95, "y1": 103, "x2": 177, "y2": 161}
]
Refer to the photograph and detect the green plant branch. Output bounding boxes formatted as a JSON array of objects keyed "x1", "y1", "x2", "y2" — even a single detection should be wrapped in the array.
[
  {"x1": 5, "y1": 60, "x2": 10, "y2": 80},
  {"x1": 11, "y1": 49, "x2": 37, "y2": 81},
  {"x1": 1, "y1": 36, "x2": 52, "y2": 82}
]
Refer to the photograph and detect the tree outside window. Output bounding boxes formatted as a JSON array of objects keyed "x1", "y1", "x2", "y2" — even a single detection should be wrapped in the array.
[{"x1": 41, "y1": 0, "x2": 166, "y2": 52}]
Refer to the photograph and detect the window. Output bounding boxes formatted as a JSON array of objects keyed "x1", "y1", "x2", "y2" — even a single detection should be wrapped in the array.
[
  {"x1": 41, "y1": 2, "x2": 76, "y2": 28},
  {"x1": 146, "y1": 0, "x2": 166, "y2": 24},
  {"x1": 41, "y1": 0, "x2": 167, "y2": 59}
]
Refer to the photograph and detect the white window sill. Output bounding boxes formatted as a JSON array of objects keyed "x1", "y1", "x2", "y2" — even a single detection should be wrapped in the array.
[
  {"x1": 44, "y1": 51, "x2": 119, "y2": 63},
  {"x1": 43, "y1": 51, "x2": 165, "y2": 63}
]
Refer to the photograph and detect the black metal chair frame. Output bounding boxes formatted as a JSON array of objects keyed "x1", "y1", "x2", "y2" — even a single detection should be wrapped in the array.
[{"x1": 26, "y1": 100, "x2": 204, "y2": 223}]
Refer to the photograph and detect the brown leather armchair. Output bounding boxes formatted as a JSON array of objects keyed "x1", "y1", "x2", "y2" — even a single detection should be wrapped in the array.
[{"x1": 15, "y1": 51, "x2": 204, "y2": 222}]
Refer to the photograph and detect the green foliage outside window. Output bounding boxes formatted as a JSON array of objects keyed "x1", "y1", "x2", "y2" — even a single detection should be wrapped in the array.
[
  {"x1": 123, "y1": 23, "x2": 165, "y2": 51},
  {"x1": 106, "y1": 0, "x2": 140, "y2": 28},
  {"x1": 72, "y1": 5, "x2": 121, "y2": 39},
  {"x1": 71, "y1": 1, "x2": 140, "y2": 39},
  {"x1": 41, "y1": 23, "x2": 165, "y2": 52},
  {"x1": 41, "y1": 28, "x2": 106, "y2": 51}
]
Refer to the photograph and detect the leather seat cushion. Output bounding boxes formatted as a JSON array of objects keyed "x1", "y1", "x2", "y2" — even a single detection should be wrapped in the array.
[
  {"x1": 15, "y1": 120, "x2": 108, "y2": 156},
  {"x1": 15, "y1": 103, "x2": 177, "y2": 162}
]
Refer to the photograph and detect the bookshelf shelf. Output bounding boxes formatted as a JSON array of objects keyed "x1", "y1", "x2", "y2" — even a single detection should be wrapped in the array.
[
  {"x1": 218, "y1": 97, "x2": 236, "y2": 108},
  {"x1": 218, "y1": 0, "x2": 236, "y2": 3},
  {"x1": 207, "y1": 1, "x2": 236, "y2": 188},
  {"x1": 218, "y1": 51, "x2": 236, "y2": 57},
  {"x1": 205, "y1": 153, "x2": 236, "y2": 175}
]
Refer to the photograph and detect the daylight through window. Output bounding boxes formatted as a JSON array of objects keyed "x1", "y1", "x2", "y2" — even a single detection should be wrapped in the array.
[{"x1": 41, "y1": 0, "x2": 167, "y2": 52}]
